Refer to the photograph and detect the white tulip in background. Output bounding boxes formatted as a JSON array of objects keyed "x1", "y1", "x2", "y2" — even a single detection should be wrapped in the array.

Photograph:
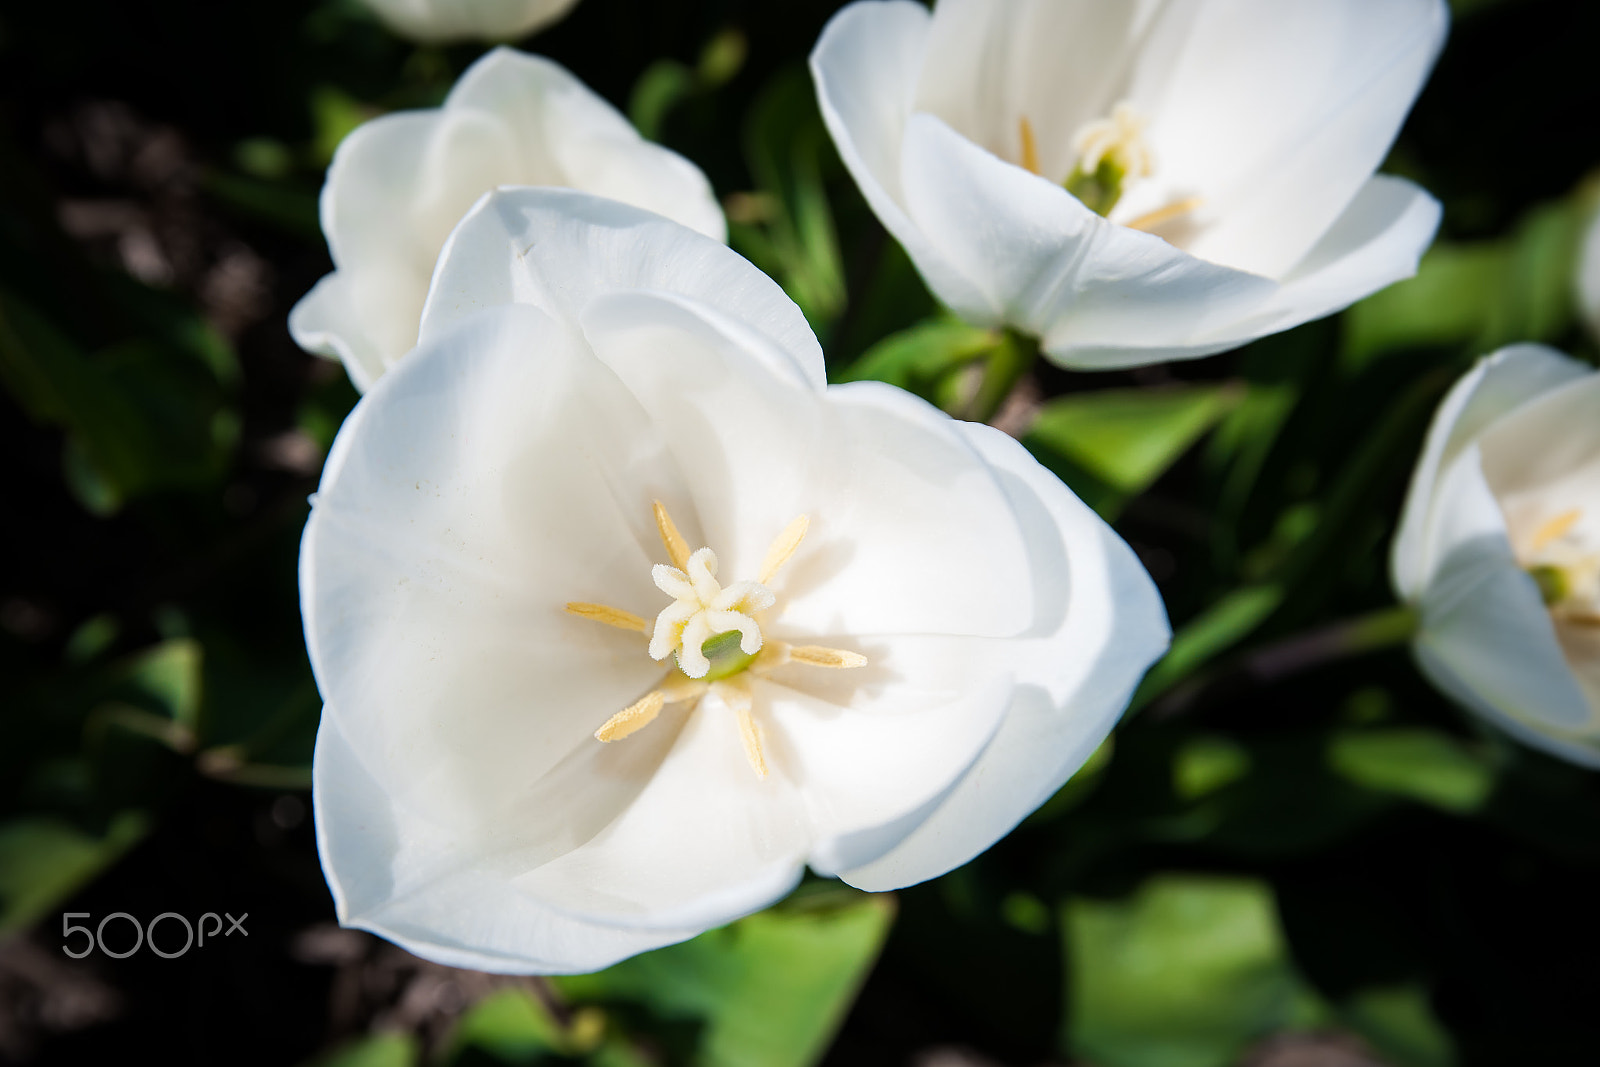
[
  {"x1": 811, "y1": 0, "x2": 1449, "y2": 368},
  {"x1": 356, "y1": 0, "x2": 579, "y2": 44},
  {"x1": 1578, "y1": 204, "x2": 1600, "y2": 344},
  {"x1": 300, "y1": 187, "x2": 1170, "y2": 972},
  {"x1": 1393, "y1": 345, "x2": 1600, "y2": 766},
  {"x1": 289, "y1": 47, "x2": 725, "y2": 391}
]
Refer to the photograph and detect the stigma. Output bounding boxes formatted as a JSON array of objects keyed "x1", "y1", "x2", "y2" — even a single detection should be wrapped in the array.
[
  {"x1": 565, "y1": 503, "x2": 867, "y2": 777},
  {"x1": 1019, "y1": 104, "x2": 1199, "y2": 230}
]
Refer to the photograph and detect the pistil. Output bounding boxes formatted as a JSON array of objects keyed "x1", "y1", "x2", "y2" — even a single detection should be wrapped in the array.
[{"x1": 566, "y1": 503, "x2": 868, "y2": 777}]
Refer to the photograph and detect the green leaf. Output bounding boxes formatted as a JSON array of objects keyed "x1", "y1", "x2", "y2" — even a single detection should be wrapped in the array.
[
  {"x1": 834, "y1": 317, "x2": 997, "y2": 388},
  {"x1": 1173, "y1": 736, "x2": 1252, "y2": 801},
  {"x1": 1026, "y1": 384, "x2": 1242, "y2": 496},
  {"x1": 558, "y1": 889, "x2": 894, "y2": 1067},
  {"x1": 446, "y1": 987, "x2": 565, "y2": 1062},
  {"x1": 306, "y1": 1033, "x2": 419, "y2": 1067},
  {"x1": 629, "y1": 60, "x2": 695, "y2": 141},
  {"x1": 1063, "y1": 875, "x2": 1329, "y2": 1067},
  {"x1": 123, "y1": 638, "x2": 203, "y2": 731},
  {"x1": 0, "y1": 812, "x2": 148, "y2": 934},
  {"x1": 1327, "y1": 729, "x2": 1495, "y2": 815},
  {"x1": 1341, "y1": 985, "x2": 1457, "y2": 1067}
]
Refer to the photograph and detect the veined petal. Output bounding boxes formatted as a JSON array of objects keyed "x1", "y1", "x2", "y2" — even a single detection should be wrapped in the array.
[
  {"x1": 422, "y1": 188, "x2": 823, "y2": 392},
  {"x1": 836, "y1": 418, "x2": 1169, "y2": 891},
  {"x1": 512, "y1": 685, "x2": 809, "y2": 931},
  {"x1": 1123, "y1": 0, "x2": 1448, "y2": 278},
  {"x1": 302, "y1": 303, "x2": 689, "y2": 832},
  {"x1": 578, "y1": 292, "x2": 1035, "y2": 638},
  {"x1": 898, "y1": 112, "x2": 1277, "y2": 366},
  {"x1": 810, "y1": 1, "x2": 994, "y2": 317},
  {"x1": 314, "y1": 707, "x2": 700, "y2": 975}
]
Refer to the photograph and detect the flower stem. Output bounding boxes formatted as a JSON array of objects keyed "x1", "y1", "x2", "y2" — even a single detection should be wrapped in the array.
[{"x1": 1148, "y1": 603, "x2": 1418, "y2": 719}]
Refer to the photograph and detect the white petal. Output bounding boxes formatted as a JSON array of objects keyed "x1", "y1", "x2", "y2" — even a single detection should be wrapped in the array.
[
  {"x1": 810, "y1": 1, "x2": 995, "y2": 318},
  {"x1": 356, "y1": 0, "x2": 580, "y2": 44},
  {"x1": 577, "y1": 294, "x2": 1035, "y2": 638},
  {"x1": 897, "y1": 113, "x2": 1278, "y2": 366},
  {"x1": 445, "y1": 48, "x2": 726, "y2": 241},
  {"x1": 287, "y1": 271, "x2": 387, "y2": 392},
  {"x1": 302, "y1": 303, "x2": 691, "y2": 832},
  {"x1": 512, "y1": 687, "x2": 809, "y2": 931},
  {"x1": 911, "y1": 0, "x2": 1169, "y2": 182},
  {"x1": 751, "y1": 638, "x2": 1017, "y2": 873},
  {"x1": 837, "y1": 420, "x2": 1170, "y2": 891},
  {"x1": 1125, "y1": 0, "x2": 1448, "y2": 278},
  {"x1": 421, "y1": 187, "x2": 823, "y2": 392},
  {"x1": 1478, "y1": 373, "x2": 1600, "y2": 502},
  {"x1": 1580, "y1": 207, "x2": 1600, "y2": 344},
  {"x1": 1391, "y1": 345, "x2": 1590, "y2": 598},
  {"x1": 314, "y1": 707, "x2": 700, "y2": 975}
]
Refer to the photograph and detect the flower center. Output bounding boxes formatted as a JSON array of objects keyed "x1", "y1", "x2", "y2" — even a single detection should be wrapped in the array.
[
  {"x1": 1018, "y1": 102, "x2": 1200, "y2": 232},
  {"x1": 564, "y1": 502, "x2": 867, "y2": 777},
  {"x1": 1521, "y1": 508, "x2": 1600, "y2": 626}
]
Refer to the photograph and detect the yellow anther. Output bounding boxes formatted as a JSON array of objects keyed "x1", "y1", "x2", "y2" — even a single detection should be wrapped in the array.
[
  {"x1": 653, "y1": 500, "x2": 691, "y2": 570},
  {"x1": 1018, "y1": 116, "x2": 1041, "y2": 176},
  {"x1": 788, "y1": 645, "x2": 868, "y2": 669},
  {"x1": 1125, "y1": 196, "x2": 1204, "y2": 233},
  {"x1": 565, "y1": 602, "x2": 648, "y2": 633},
  {"x1": 718, "y1": 678, "x2": 766, "y2": 779},
  {"x1": 1532, "y1": 510, "x2": 1583, "y2": 554},
  {"x1": 758, "y1": 515, "x2": 810, "y2": 585},
  {"x1": 595, "y1": 690, "x2": 665, "y2": 742}
]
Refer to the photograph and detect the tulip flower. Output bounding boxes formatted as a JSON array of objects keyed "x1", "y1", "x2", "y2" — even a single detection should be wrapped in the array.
[
  {"x1": 1393, "y1": 345, "x2": 1600, "y2": 766},
  {"x1": 290, "y1": 47, "x2": 725, "y2": 391},
  {"x1": 1578, "y1": 204, "x2": 1600, "y2": 344},
  {"x1": 811, "y1": 0, "x2": 1448, "y2": 368},
  {"x1": 355, "y1": 0, "x2": 579, "y2": 44},
  {"x1": 301, "y1": 187, "x2": 1170, "y2": 972}
]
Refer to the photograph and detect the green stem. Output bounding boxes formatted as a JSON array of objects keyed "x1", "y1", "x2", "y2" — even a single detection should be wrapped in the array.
[
  {"x1": 1148, "y1": 603, "x2": 1418, "y2": 719},
  {"x1": 966, "y1": 329, "x2": 1038, "y2": 424}
]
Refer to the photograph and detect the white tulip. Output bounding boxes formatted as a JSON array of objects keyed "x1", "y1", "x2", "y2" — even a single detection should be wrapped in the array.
[
  {"x1": 1578, "y1": 205, "x2": 1600, "y2": 344},
  {"x1": 301, "y1": 187, "x2": 1170, "y2": 972},
  {"x1": 289, "y1": 48, "x2": 725, "y2": 392},
  {"x1": 1393, "y1": 345, "x2": 1600, "y2": 766},
  {"x1": 356, "y1": 0, "x2": 579, "y2": 44},
  {"x1": 811, "y1": 0, "x2": 1448, "y2": 369}
]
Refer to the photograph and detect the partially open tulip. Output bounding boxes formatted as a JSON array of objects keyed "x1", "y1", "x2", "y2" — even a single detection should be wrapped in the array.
[
  {"x1": 811, "y1": 0, "x2": 1448, "y2": 368},
  {"x1": 290, "y1": 47, "x2": 725, "y2": 391},
  {"x1": 1393, "y1": 345, "x2": 1600, "y2": 766},
  {"x1": 301, "y1": 188, "x2": 1170, "y2": 972},
  {"x1": 356, "y1": 0, "x2": 579, "y2": 44}
]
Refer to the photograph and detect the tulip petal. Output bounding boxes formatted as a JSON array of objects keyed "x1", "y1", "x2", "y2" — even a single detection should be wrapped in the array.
[
  {"x1": 288, "y1": 271, "x2": 387, "y2": 393},
  {"x1": 897, "y1": 113, "x2": 1278, "y2": 367},
  {"x1": 356, "y1": 0, "x2": 580, "y2": 45},
  {"x1": 512, "y1": 686, "x2": 810, "y2": 931},
  {"x1": 303, "y1": 304, "x2": 692, "y2": 832},
  {"x1": 314, "y1": 708, "x2": 699, "y2": 974},
  {"x1": 574, "y1": 293, "x2": 1035, "y2": 640},
  {"x1": 1392, "y1": 345, "x2": 1589, "y2": 598},
  {"x1": 837, "y1": 421, "x2": 1170, "y2": 891},
  {"x1": 1479, "y1": 373, "x2": 1600, "y2": 502},
  {"x1": 809, "y1": 0, "x2": 995, "y2": 318},
  {"x1": 423, "y1": 187, "x2": 823, "y2": 392},
  {"x1": 445, "y1": 48, "x2": 726, "y2": 242},
  {"x1": 1124, "y1": 0, "x2": 1448, "y2": 278}
]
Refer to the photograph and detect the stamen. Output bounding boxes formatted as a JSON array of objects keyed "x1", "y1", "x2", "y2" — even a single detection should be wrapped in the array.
[
  {"x1": 717, "y1": 678, "x2": 766, "y2": 778},
  {"x1": 1532, "y1": 510, "x2": 1583, "y2": 554},
  {"x1": 1018, "y1": 116, "x2": 1041, "y2": 176},
  {"x1": 1064, "y1": 101, "x2": 1153, "y2": 218},
  {"x1": 788, "y1": 645, "x2": 868, "y2": 669},
  {"x1": 758, "y1": 515, "x2": 810, "y2": 585},
  {"x1": 1125, "y1": 196, "x2": 1204, "y2": 233},
  {"x1": 565, "y1": 602, "x2": 648, "y2": 633},
  {"x1": 595, "y1": 690, "x2": 665, "y2": 742},
  {"x1": 653, "y1": 500, "x2": 691, "y2": 570}
]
